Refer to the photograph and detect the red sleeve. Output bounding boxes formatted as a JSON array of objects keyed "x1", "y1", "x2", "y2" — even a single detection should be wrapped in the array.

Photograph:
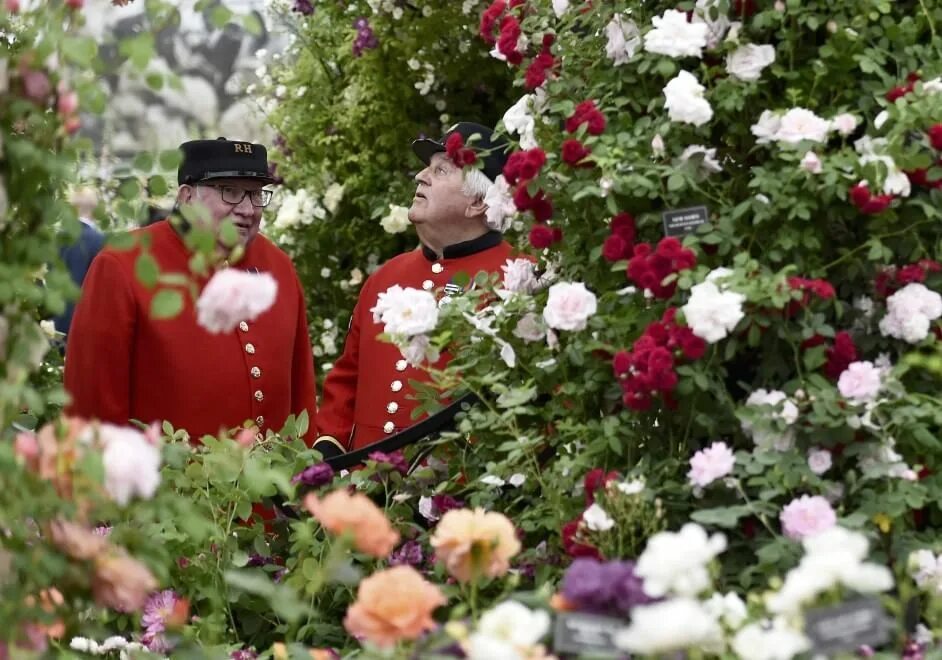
[
  {"x1": 290, "y1": 271, "x2": 319, "y2": 446},
  {"x1": 64, "y1": 252, "x2": 136, "y2": 424},
  {"x1": 314, "y1": 292, "x2": 364, "y2": 451}
]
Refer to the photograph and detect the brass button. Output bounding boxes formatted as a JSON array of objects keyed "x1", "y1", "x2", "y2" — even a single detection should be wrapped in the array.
[
  {"x1": 431, "y1": 263, "x2": 444, "y2": 274},
  {"x1": 256, "y1": 415, "x2": 264, "y2": 426},
  {"x1": 254, "y1": 390, "x2": 264, "y2": 402},
  {"x1": 422, "y1": 279, "x2": 434, "y2": 290},
  {"x1": 386, "y1": 402, "x2": 399, "y2": 414},
  {"x1": 390, "y1": 380, "x2": 403, "y2": 392},
  {"x1": 239, "y1": 321, "x2": 249, "y2": 332},
  {"x1": 251, "y1": 367, "x2": 261, "y2": 378},
  {"x1": 255, "y1": 432, "x2": 264, "y2": 443},
  {"x1": 245, "y1": 343, "x2": 256, "y2": 354},
  {"x1": 383, "y1": 421, "x2": 395, "y2": 434},
  {"x1": 395, "y1": 359, "x2": 408, "y2": 372}
]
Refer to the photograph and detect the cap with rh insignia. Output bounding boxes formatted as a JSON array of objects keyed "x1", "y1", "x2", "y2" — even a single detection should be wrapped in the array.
[
  {"x1": 177, "y1": 137, "x2": 276, "y2": 185},
  {"x1": 411, "y1": 122, "x2": 510, "y2": 182}
]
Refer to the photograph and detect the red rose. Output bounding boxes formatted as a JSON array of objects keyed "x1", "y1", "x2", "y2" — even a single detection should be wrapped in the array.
[
  {"x1": 561, "y1": 138, "x2": 592, "y2": 166},
  {"x1": 497, "y1": 15, "x2": 524, "y2": 65},
  {"x1": 824, "y1": 331, "x2": 857, "y2": 380},
  {"x1": 529, "y1": 224, "x2": 556, "y2": 249},
  {"x1": 602, "y1": 234, "x2": 627, "y2": 262},
  {"x1": 479, "y1": 0, "x2": 506, "y2": 44},
  {"x1": 928, "y1": 124, "x2": 942, "y2": 151},
  {"x1": 445, "y1": 132, "x2": 464, "y2": 161},
  {"x1": 584, "y1": 468, "x2": 619, "y2": 505},
  {"x1": 565, "y1": 100, "x2": 606, "y2": 136},
  {"x1": 561, "y1": 518, "x2": 601, "y2": 559},
  {"x1": 849, "y1": 183, "x2": 872, "y2": 208},
  {"x1": 612, "y1": 350, "x2": 632, "y2": 376},
  {"x1": 531, "y1": 191, "x2": 554, "y2": 222},
  {"x1": 610, "y1": 212, "x2": 636, "y2": 242}
]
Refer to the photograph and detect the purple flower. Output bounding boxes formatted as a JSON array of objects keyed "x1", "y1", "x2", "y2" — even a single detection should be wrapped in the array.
[
  {"x1": 388, "y1": 540, "x2": 424, "y2": 567},
  {"x1": 142, "y1": 631, "x2": 171, "y2": 654},
  {"x1": 562, "y1": 559, "x2": 652, "y2": 617},
  {"x1": 230, "y1": 651, "x2": 258, "y2": 660},
  {"x1": 292, "y1": 0, "x2": 314, "y2": 15},
  {"x1": 368, "y1": 450, "x2": 409, "y2": 476},
  {"x1": 92, "y1": 525, "x2": 112, "y2": 536},
  {"x1": 247, "y1": 554, "x2": 273, "y2": 568},
  {"x1": 432, "y1": 494, "x2": 462, "y2": 516},
  {"x1": 353, "y1": 17, "x2": 369, "y2": 29},
  {"x1": 141, "y1": 590, "x2": 181, "y2": 652},
  {"x1": 292, "y1": 462, "x2": 335, "y2": 487}
]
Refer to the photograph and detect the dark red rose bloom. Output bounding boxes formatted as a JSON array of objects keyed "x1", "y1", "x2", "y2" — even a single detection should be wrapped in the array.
[
  {"x1": 529, "y1": 223, "x2": 556, "y2": 249},
  {"x1": 561, "y1": 138, "x2": 592, "y2": 166}
]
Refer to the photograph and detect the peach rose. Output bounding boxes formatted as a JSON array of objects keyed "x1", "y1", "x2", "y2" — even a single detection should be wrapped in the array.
[
  {"x1": 343, "y1": 566, "x2": 445, "y2": 648},
  {"x1": 47, "y1": 519, "x2": 109, "y2": 561},
  {"x1": 430, "y1": 508, "x2": 521, "y2": 582},
  {"x1": 304, "y1": 489, "x2": 400, "y2": 558},
  {"x1": 92, "y1": 552, "x2": 158, "y2": 612}
]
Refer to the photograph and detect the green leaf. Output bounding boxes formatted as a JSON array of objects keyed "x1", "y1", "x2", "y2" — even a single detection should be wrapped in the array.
[
  {"x1": 108, "y1": 233, "x2": 139, "y2": 251},
  {"x1": 145, "y1": 73, "x2": 164, "y2": 91},
  {"x1": 118, "y1": 178, "x2": 141, "y2": 200},
  {"x1": 119, "y1": 33, "x2": 155, "y2": 71},
  {"x1": 61, "y1": 36, "x2": 98, "y2": 67},
  {"x1": 242, "y1": 13, "x2": 263, "y2": 35},
  {"x1": 148, "y1": 174, "x2": 169, "y2": 197},
  {"x1": 690, "y1": 505, "x2": 753, "y2": 528},
  {"x1": 159, "y1": 149, "x2": 183, "y2": 171},
  {"x1": 150, "y1": 289, "x2": 184, "y2": 319},
  {"x1": 209, "y1": 4, "x2": 233, "y2": 28},
  {"x1": 224, "y1": 570, "x2": 306, "y2": 623},
  {"x1": 667, "y1": 173, "x2": 686, "y2": 191},
  {"x1": 219, "y1": 219, "x2": 239, "y2": 248},
  {"x1": 134, "y1": 253, "x2": 159, "y2": 289},
  {"x1": 133, "y1": 153, "x2": 154, "y2": 172}
]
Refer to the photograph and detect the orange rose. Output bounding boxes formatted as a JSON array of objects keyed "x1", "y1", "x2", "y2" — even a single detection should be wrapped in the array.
[
  {"x1": 91, "y1": 552, "x2": 158, "y2": 612},
  {"x1": 303, "y1": 489, "x2": 400, "y2": 558},
  {"x1": 430, "y1": 508, "x2": 521, "y2": 582},
  {"x1": 343, "y1": 566, "x2": 445, "y2": 648}
]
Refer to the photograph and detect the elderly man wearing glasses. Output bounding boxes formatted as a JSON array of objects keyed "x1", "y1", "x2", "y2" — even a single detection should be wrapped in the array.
[{"x1": 64, "y1": 137, "x2": 319, "y2": 447}]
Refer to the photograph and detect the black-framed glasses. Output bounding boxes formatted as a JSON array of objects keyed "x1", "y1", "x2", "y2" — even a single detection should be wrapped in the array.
[{"x1": 199, "y1": 184, "x2": 274, "y2": 208}]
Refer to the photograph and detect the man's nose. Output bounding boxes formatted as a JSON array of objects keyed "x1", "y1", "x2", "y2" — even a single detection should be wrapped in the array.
[
  {"x1": 414, "y1": 166, "x2": 429, "y2": 184},
  {"x1": 233, "y1": 192, "x2": 255, "y2": 214}
]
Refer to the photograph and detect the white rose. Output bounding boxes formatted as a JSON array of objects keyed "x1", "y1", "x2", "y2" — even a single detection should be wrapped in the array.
[
  {"x1": 196, "y1": 269, "x2": 278, "y2": 334},
  {"x1": 502, "y1": 94, "x2": 538, "y2": 148},
  {"x1": 583, "y1": 503, "x2": 615, "y2": 531},
  {"x1": 484, "y1": 175, "x2": 516, "y2": 232},
  {"x1": 726, "y1": 43, "x2": 776, "y2": 82},
  {"x1": 501, "y1": 258, "x2": 539, "y2": 294},
  {"x1": 775, "y1": 107, "x2": 831, "y2": 144},
  {"x1": 542, "y1": 281, "x2": 598, "y2": 331},
  {"x1": 807, "y1": 448, "x2": 832, "y2": 475},
  {"x1": 643, "y1": 10, "x2": 709, "y2": 59},
  {"x1": 800, "y1": 151, "x2": 823, "y2": 173},
  {"x1": 830, "y1": 113, "x2": 858, "y2": 136},
  {"x1": 680, "y1": 145, "x2": 722, "y2": 173},
  {"x1": 663, "y1": 70, "x2": 714, "y2": 127},
  {"x1": 732, "y1": 619, "x2": 810, "y2": 660},
  {"x1": 551, "y1": 0, "x2": 569, "y2": 17},
  {"x1": 605, "y1": 15, "x2": 641, "y2": 65},
  {"x1": 99, "y1": 424, "x2": 162, "y2": 506},
  {"x1": 635, "y1": 523, "x2": 727, "y2": 598},
  {"x1": 370, "y1": 285, "x2": 439, "y2": 336},
  {"x1": 704, "y1": 591, "x2": 748, "y2": 629},
  {"x1": 380, "y1": 204, "x2": 411, "y2": 234},
  {"x1": 322, "y1": 182, "x2": 345, "y2": 214},
  {"x1": 751, "y1": 110, "x2": 782, "y2": 144},
  {"x1": 682, "y1": 280, "x2": 745, "y2": 343},
  {"x1": 651, "y1": 133, "x2": 666, "y2": 156},
  {"x1": 513, "y1": 312, "x2": 545, "y2": 342},
  {"x1": 616, "y1": 599, "x2": 723, "y2": 655}
]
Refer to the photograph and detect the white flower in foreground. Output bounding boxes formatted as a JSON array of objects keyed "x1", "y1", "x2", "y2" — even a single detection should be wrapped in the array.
[
  {"x1": 831, "y1": 112, "x2": 859, "y2": 136},
  {"x1": 651, "y1": 133, "x2": 666, "y2": 156},
  {"x1": 400, "y1": 333, "x2": 439, "y2": 367},
  {"x1": 688, "y1": 441, "x2": 736, "y2": 487},
  {"x1": 908, "y1": 549, "x2": 942, "y2": 594},
  {"x1": 768, "y1": 526, "x2": 893, "y2": 614},
  {"x1": 379, "y1": 204, "x2": 411, "y2": 234},
  {"x1": 704, "y1": 591, "x2": 748, "y2": 629},
  {"x1": 466, "y1": 600, "x2": 550, "y2": 660},
  {"x1": 503, "y1": 94, "x2": 538, "y2": 150},
  {"x1": 70, "y1": 637, "x2": 100, "y2": 654},
  {"x1": 99, "y1": 424, "x2": 162, "y2": 506},
  {"x1": 501, "y1": 258, "x2": 539, "y2": 294},
  {"x1": 196, "y1": 269, "x2": 278, "y2": 334},
  {"x1": 615, "y1": 598, "x2": 723, "y2": 655},
  {"x1": 617, "y1": 477, "x2": 646, "y2": 495},
  {"x1": 922, "y1": 77, "x2": 942, "y2": 94},
  {"x1": 855, "y1": 137, "x2": 911, "y2": 197},
  {"x1": 499, "y1": 342, "x2": 516, "y2": 368},
  {"x1": 542, "y1": 281, "x2": 598, "y2": 331},
  {"x1": 508, "y1": 473, "x2": 526, "y2": 487},
  {"x1": 775, "y1": 107, "x2": 831, "y2": 144},
  {"x1": 682, "y1": 280, "x2": 745, "y2": 343},
  {"x1": 751, "y1": 110, "x2": 782, "y2": 144},
  {"x1": 837, "y1": 360, "x2": 883, "y2": 404},
  {"x1": 583, "y1": 503, "x2": 615, "y2": 532},
  {"x1": 663, "y1": 70, "x2": 714, "y2": 127},
  {"x1": 635, "y1": 523, "x2": 727, "y2": 597},
  {"x1": 480, "y1": 475, "x2": 506, "y2": 487},
  {"x1": 800, "y1": 151, "x2": 823, "y2": 173},
  {"x1": 879, "y1": 283, "x2": 942, "y2": 344},
  {"x1": 484, "y1": 175, "x2": 516, "y2": 232},
  {"x1": 807, "y1": 448, "x2": 832, "y2": 475},
  {"x1": 726, "y1": 43, "x2": 775, "y2": 82},
  {"x1": 644, "y1": 9, "x2": 709, "y2": 58},
  {"x1": 370, "y1": 285, "x2": 439, "y2": 336},
  {"x1": 731, "y1": 618, "x2": 810, "y2": 660},
  {"x1": 605, "y1": 15, "x2": 641, "y2": 65},
  {"x1": 322, "y1": 182, "x2": 345, "y2": 214}
]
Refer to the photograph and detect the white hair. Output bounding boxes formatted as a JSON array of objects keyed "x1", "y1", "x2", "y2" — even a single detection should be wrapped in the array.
[{"x1": 461, "y1": 168, "x2": 493, "y2": 201}]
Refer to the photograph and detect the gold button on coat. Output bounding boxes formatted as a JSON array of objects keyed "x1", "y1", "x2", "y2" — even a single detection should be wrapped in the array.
[
  {"x1": 431, "y1": 263, "x2": 444, "y2": 274},
  {"x1": 254, "y1": 390, "x2": 264, "y2": 401},
  {"x1": 256, "y1": 415, "x2": 264, "y2": 425},
  {"x1": 390, "y1": 380, "x2": 403, "y2": 392},
  {"x1": 251, "y1": 367, "x2": 261, "y2": 378},
  {"x1": 383, "y1": 421, "x2": 395, "y2": 434},
  {"x1": 239, "y1": 321, "x2": 249, "y2": 332},
  {"x1": 422, "y1": 279, "x2": 434, "y2": 290},
  {"x1": 386, "y1": 402, "x2": 399, "y2": 414},
  {"x1": 245, "y1": 343, "x2": 256, "y2": 354},
  {"x1": 395, "y1": 359, "x2": 408, "y2": 372}
]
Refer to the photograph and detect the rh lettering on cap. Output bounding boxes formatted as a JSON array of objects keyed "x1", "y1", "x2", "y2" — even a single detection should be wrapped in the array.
[{"x1": 234, "y1": 143, "x2": 253, "y2": 154}]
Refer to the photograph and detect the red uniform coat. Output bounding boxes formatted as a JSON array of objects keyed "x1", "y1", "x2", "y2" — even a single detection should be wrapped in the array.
[
  {"x1": 64, "y1": 220, "x2": 318, "y2": 443},
  {"x1": 316, "y1": 231, "x2": 512, "y2": 452}
]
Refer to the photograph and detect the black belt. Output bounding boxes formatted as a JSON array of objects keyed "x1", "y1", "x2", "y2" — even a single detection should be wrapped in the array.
[{"x1": 316, "y1": 392, "x2": 481, "y2": 471}]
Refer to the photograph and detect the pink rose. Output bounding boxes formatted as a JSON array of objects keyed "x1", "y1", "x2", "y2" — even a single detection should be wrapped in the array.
[
  {"x1": 807, "y1": 448, "x2": 832, "y2": 475},
  {"x1": 14, "y1": 432, "x2": 39, "y2": 462},
  {"x1": 195, "y1": 269, "x2": 278, "y2": 334},
  {"x1": 688, "y1": 441, "x2": 736, "y2": 487},
  {"x1": 57, "y1": 87, "x2": 79, "y2": 116},
  {"x1": 21, "y1": 69, "x2": 51, "y2": 103},
  {"x1": 542, "y1": 281, "x2": 598, "y2": 331},
  {"x1": 837, "y1": 360, "x2": 882, "y2": 404},
  {"x1": 780, "y1": 495, "x2": 836, "y2": 540}
]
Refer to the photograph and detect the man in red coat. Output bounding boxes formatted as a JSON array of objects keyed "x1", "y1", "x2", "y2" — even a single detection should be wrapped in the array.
[
  {"x1": 64, "y1": 137, "x2": 318, "y2": 444},
  {"x1": 314, "y1": 122, "x2": 512, "y2": 456}
]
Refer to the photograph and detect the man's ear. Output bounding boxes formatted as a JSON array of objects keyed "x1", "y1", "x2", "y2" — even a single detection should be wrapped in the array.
[
  {"x1": 465, "y1": 196, "x2": 488, "y2": 218},
  {"x1": 177, "y1": 185, "x2": 193, "y2": 205}
]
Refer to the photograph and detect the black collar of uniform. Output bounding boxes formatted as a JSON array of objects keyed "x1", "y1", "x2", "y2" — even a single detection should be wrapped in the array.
[{"x1": 421, "y1": 230, "x2": 503, "y2": 261}]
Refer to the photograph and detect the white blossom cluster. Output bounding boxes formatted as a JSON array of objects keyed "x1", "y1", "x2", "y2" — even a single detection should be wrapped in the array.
[
  {"x1": 740, "y1": 389, "x2": 799, "y2": 451},
  {"x1": 879, "y1": 283, "x2": 942, "y2": 343},
  {"x1": 272, "y1": 188, "x2": 325, "y2": 230}
]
